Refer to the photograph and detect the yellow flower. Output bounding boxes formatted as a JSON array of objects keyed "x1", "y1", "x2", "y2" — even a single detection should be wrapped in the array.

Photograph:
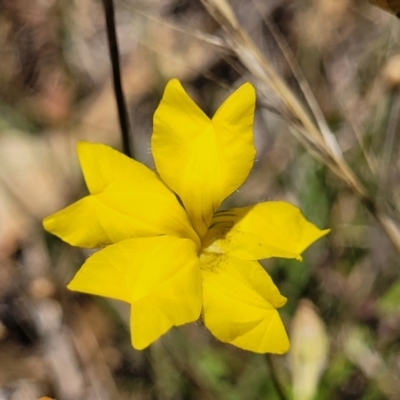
[{"x1": 43, "y1": 79, "x2": 328, "y2": 354}]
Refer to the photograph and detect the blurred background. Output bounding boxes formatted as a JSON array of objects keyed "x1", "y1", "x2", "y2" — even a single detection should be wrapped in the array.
[{"x1": 1, "y1": 0, "x2": 400, "y2": 399}]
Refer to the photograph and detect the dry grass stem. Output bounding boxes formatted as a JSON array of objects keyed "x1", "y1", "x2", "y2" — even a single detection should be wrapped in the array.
[{"x1": 200, "y1": 0, "x2": 400, "y2": 254}]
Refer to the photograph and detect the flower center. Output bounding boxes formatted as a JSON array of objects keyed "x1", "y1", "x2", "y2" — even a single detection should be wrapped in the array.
[{"x1": 199, "y1": 249, "x2": 228, "y2": 273}]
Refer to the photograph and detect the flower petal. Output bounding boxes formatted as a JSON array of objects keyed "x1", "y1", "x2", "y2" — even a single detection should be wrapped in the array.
[
  {"x1": 67, "y1": 236, "x2": 202, "y2": 350},
  {"x1": 152, "y1": 79, "x2": 256, "y2": 237},
  {"x1": 43, "y1": 142, "x2": 199, "y2": 248},
  {"x1": 200, "y1": 253, "x2": 289, "y2": 354},
  {"x1": 204, "y1": 201, "x2": 329, "y2": 261}
]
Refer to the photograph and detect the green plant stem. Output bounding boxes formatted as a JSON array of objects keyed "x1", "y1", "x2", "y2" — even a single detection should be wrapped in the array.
[
  {"x1": 265, "y1": 355, "x2": 289, "y2": 400},
  {"x1": 101, "y1": 0, "x2": 133, "y2": 158}
]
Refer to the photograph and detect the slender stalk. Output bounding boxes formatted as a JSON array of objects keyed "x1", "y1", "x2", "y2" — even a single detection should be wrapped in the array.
[
  {"x1": 101, "y1": 0, "x2": 133, "y2": 158},
  {"x1": 265, "y1": 355, "x2": 289, "y2": 400}
]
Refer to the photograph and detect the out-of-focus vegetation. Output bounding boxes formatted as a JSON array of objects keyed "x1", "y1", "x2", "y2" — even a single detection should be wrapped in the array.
[{"x1": 1, "y1": 0, "x2": 400, "y2": 399}]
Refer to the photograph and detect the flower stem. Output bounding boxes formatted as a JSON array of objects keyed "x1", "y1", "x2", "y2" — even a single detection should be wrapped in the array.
[
  {"x1": 265, "y1": 354, "x2": 289, "y2": 400},
  {"x1": 101, "y1": 0, "x2": 133, "y2": 158}
]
